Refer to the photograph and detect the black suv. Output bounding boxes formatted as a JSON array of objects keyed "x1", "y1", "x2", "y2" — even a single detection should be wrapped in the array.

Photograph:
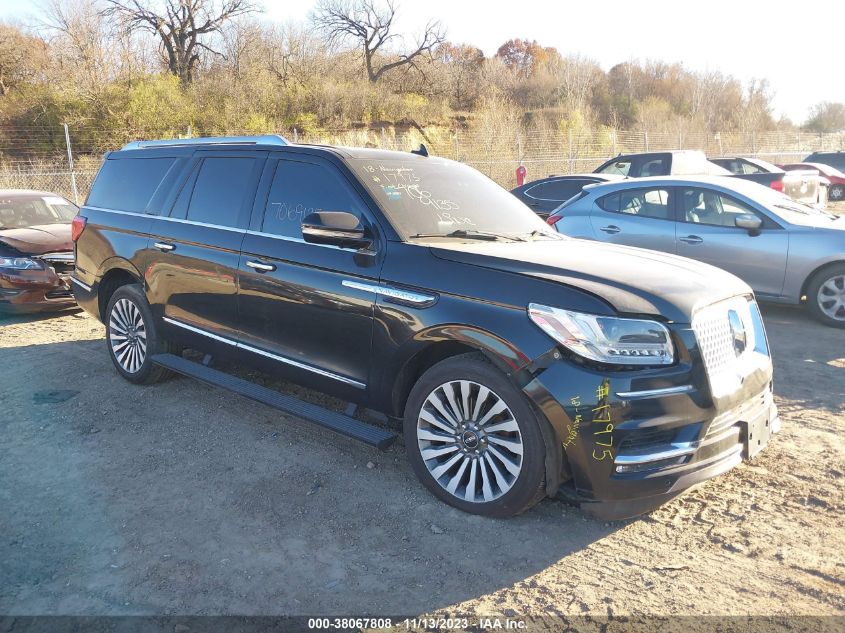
[{"x1": 71, "y1": 136, "x2": 778, "y2": 519}]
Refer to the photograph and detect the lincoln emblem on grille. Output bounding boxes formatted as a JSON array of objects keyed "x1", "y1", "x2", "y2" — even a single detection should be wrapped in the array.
[{"x1": 728, "y1": 310, "x2": 747, "y2": 356}]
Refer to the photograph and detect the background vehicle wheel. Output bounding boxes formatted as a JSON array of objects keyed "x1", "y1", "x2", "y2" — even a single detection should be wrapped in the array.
[
  {"x1": 829, "y1": 185, "x2": 844, "y2": 201},
  {"x1": 806, "y1": 264, "x2": 845, "y2": 328},
  {"x1": 404, "y1": 354, "x2": 547, "y2": 517},
  {"x1": 105, "y1": 284, "x2": 172, "y2": 383}
]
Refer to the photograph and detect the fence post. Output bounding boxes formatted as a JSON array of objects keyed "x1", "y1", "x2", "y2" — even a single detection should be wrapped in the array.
[
  {"x1": 63, "y1": 123, "x2": 79, "y2": 205},
  {"x1": 454, "y1": 128, "x2": 459, "y2": 160},
  {"x1": 644, "y1": 130, "x2": 649, "y2": 152},
  {"x1": 293, "y1": 128, "x2": 299, "y2": 143}
]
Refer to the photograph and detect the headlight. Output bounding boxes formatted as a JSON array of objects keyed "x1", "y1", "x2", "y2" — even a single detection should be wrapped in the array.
[
  {"x1": 0, "y1": 257, "x2": 43, "y2": 270},
  {"x1": 528, "y1": 303, "x2": 674, "y2": 366}
]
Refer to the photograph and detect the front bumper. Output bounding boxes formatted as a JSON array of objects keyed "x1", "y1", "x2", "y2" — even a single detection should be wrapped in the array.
[
  {"x1": 522, "y1": 320, "x2": 777, "y2": 520},
  {"x1": 0, "y1": 268, "x2": 77, "y2": 314}
]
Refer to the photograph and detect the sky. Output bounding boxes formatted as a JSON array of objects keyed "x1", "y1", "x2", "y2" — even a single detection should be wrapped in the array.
[{"x1": 3, "y1": 0, "x2": 844, "y2": 123}]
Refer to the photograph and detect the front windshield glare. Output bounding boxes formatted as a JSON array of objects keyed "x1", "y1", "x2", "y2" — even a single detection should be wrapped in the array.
[
  {"x1": 0, "y1": 196, "x2": 78, "y2": 229},
  {"x1": 349, "y1": 157, "x2": 556, "y2": 239}
]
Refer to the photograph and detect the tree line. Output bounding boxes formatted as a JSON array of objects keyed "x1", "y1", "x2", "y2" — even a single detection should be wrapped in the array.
[{"x1": 0, "y1": 0, "x2": 843, "y2": 158}]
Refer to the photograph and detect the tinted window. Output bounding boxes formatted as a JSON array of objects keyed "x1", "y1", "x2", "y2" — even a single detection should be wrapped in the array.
[
  {"x1": 87, "y1": 157, "x2": 176, "y2": 213},
  {"x1": 679, "y1": 188, "x2": 759, "y2": 227},
  {"x1": 597, "y1": 188, "x2": 672, "y2": 220},
  {"x1": 813, "y1": 153, "x2": 845, "y2": 170},
  {"x1": 262, "y1": 159, "x2": 362, "y2": 239},
  {"x1": 639, "y1": 158, "x2": 668, "y2": 177},
  {"x1": 596, "y1": 159, "x2": 631, "y2": 176},
  {"x1": 0, "y1": 196, "x2": 77, "y2": 229},
  {"x1": 524, "y1": 179, "x2": 588, "y2": 202},
  {"x1": 185, "y1": 157, "x2": 256, "y2": 227}
]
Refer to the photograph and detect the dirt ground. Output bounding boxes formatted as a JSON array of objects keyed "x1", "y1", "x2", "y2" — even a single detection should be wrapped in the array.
[{"x1": 1, "y1": 299, "x2": 843, "y2": 622}]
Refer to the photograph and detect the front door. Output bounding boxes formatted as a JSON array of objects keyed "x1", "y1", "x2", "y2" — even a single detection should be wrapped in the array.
[
  {"x1": 237, "y1": 155, "x2": 382, "y2": 399},
  {"x1": 147, "y1": 151, "x2": 265, "y2": 349},
  {"x1": 674, "y1": 187, "x2": 789, "y2": 298}
]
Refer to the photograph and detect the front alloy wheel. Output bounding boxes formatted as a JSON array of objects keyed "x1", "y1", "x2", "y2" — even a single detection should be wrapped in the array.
[
  {"x1": 404, "y1": 355, "x2": 547, "y2": 517},
  {"x1": 418, "y1": 380, "x2": 523, "y2": 503},
  {"x1": 817, "y1": 274, "x2": 845, "y2": 322}
]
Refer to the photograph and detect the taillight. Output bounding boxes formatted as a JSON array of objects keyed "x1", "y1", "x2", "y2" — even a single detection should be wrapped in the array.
[
  {"x1": 770, "y1": 179, "x2": 784, "y2": 193},
  {"x1": 71, "y1": 215, "x2": 87, "y2": 242},
  {"x1": 546, "y1": 213, "x2": 562, "y2": 226}
]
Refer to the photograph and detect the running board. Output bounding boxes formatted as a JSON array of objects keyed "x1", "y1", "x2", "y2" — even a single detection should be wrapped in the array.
[{"x1": 151, "y1": 353, "x2": 397, "y2": 450}]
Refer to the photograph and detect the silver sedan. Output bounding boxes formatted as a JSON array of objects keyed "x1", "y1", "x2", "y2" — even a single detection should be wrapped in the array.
[{"x1": 547, "y1": 176, "x2": 845, "y2": 327}]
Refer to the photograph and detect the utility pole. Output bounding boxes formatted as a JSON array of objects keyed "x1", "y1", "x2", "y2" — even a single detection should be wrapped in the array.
[{"x1": 63, "y1": 123, "x2": 79, "y2": 205}]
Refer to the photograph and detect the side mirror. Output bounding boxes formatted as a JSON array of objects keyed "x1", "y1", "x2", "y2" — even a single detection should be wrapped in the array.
[
  {"x1": 302, "y1": 211, "x2": 372, "y2": 249},
  {"x1": 734, "y1": 214, "x2": 762, "y2": 233}
]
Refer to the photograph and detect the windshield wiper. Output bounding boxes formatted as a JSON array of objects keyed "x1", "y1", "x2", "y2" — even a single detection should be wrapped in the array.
[{"x1": 408, "y1": 229, "x2": 526, "y2": 242}]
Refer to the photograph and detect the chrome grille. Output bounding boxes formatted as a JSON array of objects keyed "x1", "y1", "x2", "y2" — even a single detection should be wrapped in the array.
[{"x1": 692, "y1": 296, "x2": 757, "y2": 386}]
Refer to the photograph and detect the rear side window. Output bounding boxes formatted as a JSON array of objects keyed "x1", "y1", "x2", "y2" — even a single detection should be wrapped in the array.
[
  {"x1": 185, "y1": 157, "x2": 256, "y2": 227},
  {"x1": 596, "y1": 159, "x2": 631, "y2": 176},
  {"x1": 639, "y1": 158, "x2": 669, "y2": 177},
  {"x1": 597, "y1": 188, "x2": 672, "y2": 220},
  {"x1": 87, "y1": 157, "x2": 176, "y2": 213},
  {"x1": 261, "y1": 159, "x2": 363, "y2": 239},
  {"x1": 525, "y1": 179, "x2": 589, "y2": 202}
]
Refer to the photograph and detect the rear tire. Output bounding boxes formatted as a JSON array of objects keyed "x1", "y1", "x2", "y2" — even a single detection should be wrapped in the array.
[
  {"x1": 105, "y1": 284, "x2": 172, "y2": 383},
  {"x1": 806, "y1": 264, "x2": 845, "y2": 328},
  {"x1": 404, "y1": 354, "x2": 547, "y2": 517}
]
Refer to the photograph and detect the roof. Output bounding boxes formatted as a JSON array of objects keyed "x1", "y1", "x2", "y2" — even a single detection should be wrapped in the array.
[
  {"x1": 0, "y1": 189, "x2": 64, "y2": 199},
  {"x1": 582, "y1": 174, "x2": 779, "y2": 198}
]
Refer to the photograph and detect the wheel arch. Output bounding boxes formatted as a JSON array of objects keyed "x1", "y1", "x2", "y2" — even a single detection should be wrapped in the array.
[
  {"x1": 800, "y1": 259, "x2": 845, "y2": 302},
  {"x1": 96, "y1": 258, "x2": 144, "y2": 322}
]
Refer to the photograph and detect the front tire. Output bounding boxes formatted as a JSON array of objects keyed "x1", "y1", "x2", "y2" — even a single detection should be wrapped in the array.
[
  {"x1": 105, "y1": 284, "x2": 172, "y2": 383},
  {"x1": 404, "y1": 354, "x2": 547, "y2": 517},
  {"x1": 806, "y1": 264, "x2": 845, "y2": 328},
  {"x1": 829, "y1": 185, "x2": 844, "y2": 202}
]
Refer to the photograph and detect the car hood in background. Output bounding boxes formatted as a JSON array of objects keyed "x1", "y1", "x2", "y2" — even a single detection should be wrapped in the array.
[
  {"x1": 777, "y1": 212, "x2": 845, "y2": 230},
  {"x1": 430, "y1": 238, "x2": 751, "y2": 322},
  {"x1": 0, "y1": 224, "x2": 73, "y2": 254}
]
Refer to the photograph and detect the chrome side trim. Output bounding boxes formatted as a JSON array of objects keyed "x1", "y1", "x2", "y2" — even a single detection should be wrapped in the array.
[
  {"x1": 70, "y1": 277, "x2": 92, "y2": 292},
  {"x1": 85, "y1": 206, "x2": 246, "y2": 234},
  {"x1": 614, "y1": 442, "x2": 697, "y2": 466},
  {"x1": 162, "y1": 317, "x2": 366, "y2": 389},
  {"x1": 342, "y1": 280, "x2": 435, "y2": 306},
  {"x1": 245, "y1": 229, "x2": 343, "y2": 251},
  {"x1": 615, "y1": 385, "x2": 695, "y2": 400},
  {"x1": 162, "y1": 317, "x2": 237, "y2": 346}
]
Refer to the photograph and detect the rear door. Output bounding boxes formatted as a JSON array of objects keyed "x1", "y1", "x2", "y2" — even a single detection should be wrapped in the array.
[
  {"x1": 147, "y1": 151, "x2": 265, "y2": 350},
  {"x1": 588, "y1": 186, "x2": 678, "y2": 253},
  {"x1": 236, "y1": 154, "x2": 382, "y2": 398},
  {"x1": 675, "y1": 187, "x2": 789, "y2": 298}
]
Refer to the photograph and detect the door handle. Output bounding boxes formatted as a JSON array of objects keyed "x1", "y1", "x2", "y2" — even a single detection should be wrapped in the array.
[
  {"x1": 679, "y1": 235, "x2": 703, "y2": 244},
  {"x1": 246, "y1": 260, "x2": 276, "y2": 273},
  {"x1": 599, "y1": 225, "x2": 621, "y2": 234},
  {"x1": 154, "y1": 242, "x2": 175, "y2": 252}
]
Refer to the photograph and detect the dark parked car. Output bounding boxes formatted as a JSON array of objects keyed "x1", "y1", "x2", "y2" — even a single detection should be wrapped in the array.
[
  {"x1": 710, "y1": 156, "x2": 827, "y2": 205},
  {"x1": 72, "y1": 136, "x2": 778, "y2": 519},
  {"x1": 803, "y1": 151, "x2": 845, "y2": 175},
  {"x1": 510, "y1": 174, "x2": 622, "y2": 218},
  {"x1": 0, "y1": 189, "x2": 78, "y2": 314}
]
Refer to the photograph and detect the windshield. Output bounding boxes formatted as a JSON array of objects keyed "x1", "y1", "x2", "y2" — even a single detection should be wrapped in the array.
[
  {"x1": 0, "y1": 195, "x2": 78, "y2": 230},
  {"x1": 349, "y1": 157, "x2": 558, "y2": 240}
]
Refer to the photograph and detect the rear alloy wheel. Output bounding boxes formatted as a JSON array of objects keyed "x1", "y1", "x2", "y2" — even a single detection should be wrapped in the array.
[
  {"x1": 806, "y1": 264, "x2": 845, "y2": 328},
  {"x1": 404, "y1": 355, "x2": 547, "y2": 517},
  {"x1": 830, "y1": 185, "x2": 844, "y2": 201},
  {"x1": 105, "y1": 284, "x2": 172, "y2": 383}
]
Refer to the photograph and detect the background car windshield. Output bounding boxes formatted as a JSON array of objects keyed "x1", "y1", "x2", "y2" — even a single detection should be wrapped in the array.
[
  {"x1": 0, "y1": 195, "x2": 78, "y2": 229},
  {"x1": 350, "y1": 157, "x2": 551, "y2": 238}
]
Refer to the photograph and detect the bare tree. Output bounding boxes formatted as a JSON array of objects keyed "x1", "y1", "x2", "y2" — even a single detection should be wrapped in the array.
[
  {"x1": 102, "y1": 0, "x2": 259, "y2": 83},
  {"x1": 312, "y1": 0, "x2": 444, "y2": 83}
]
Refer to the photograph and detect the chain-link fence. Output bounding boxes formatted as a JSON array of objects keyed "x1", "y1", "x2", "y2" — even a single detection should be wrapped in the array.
[{"x1": 1, "y1": 124, "x2": 843, "y2": 202}]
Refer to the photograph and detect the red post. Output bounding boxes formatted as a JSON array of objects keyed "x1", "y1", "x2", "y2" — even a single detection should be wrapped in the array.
[{"x1": 516, "y1": 165, "x2": 527, "y2": 187}]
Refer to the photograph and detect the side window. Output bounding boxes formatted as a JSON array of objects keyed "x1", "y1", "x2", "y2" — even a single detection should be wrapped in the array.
[
  {"x1": 87, "y1": 157, "x2": 177, "y2": 213},
  {"x1": 185, "y1": 157, "x2": 256, "y2": 227},
  {"x1": 679, "y1": 188, "x2": 759, "y2": 227},
  {"x1": 525, "y1": 180, "x2": 583, "y2": 202},
  {"x1": 261, "y1": 159, "x2": 363, "y2": 239},
  {"x1": 740, "y1": 160, "x2": 764, "y2": 175},
  {"x1": 639, "y1": 158, "x2": 668, "y2": 177},
  {"x1": 597, "y1": 188, "x2": 671, "y2": 220},
  {"x1": 597, "y1": 159, "x2": 632, "y2": 176}
]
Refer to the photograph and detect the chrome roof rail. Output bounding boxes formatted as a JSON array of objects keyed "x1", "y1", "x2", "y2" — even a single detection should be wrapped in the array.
[{"x1": 121, "y1": 135, "x2": 289, "y2": 150}]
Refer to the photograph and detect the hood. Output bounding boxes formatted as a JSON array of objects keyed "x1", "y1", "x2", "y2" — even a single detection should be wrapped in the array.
[
  {"x1": 783, "y1": 212, "x2": 845, "y2": 230},
  {"x1": 430, "y1": 238, "x2": 751, "y2": 322},
  {"x1": 0, "y1": 224, "x2": 73, "y2": 255}
]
